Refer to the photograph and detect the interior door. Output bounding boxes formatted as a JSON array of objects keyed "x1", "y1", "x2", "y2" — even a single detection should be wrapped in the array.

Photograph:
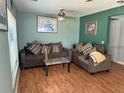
[{"x1": 108, "y1": 19, "x2": 121, "y2": 60}]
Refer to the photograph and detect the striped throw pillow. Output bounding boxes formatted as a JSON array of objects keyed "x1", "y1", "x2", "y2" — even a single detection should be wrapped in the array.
[
  {"x1": 28, "y1": 41, "x2": 38, "y2": 51},
  {"x1": 51, "y1": 43, "x2": 62, "y2": 53},
  {"x1": 41, "y1": 45, "x2": 50, "y2": 55},
  {"x1": 28, "y1": 42, "x2": 42, "y2": 55},
  {"x1": 81, "y1": 43, "x2": 96, "y2": 55}
]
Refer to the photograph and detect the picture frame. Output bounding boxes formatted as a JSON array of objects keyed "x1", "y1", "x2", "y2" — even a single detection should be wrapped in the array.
[
  {"x1": 0, "y1": 0, "x2": 7, "y2": 31},
  {"x1": 38, "y1": 16, "x2": 57, "y2": 33},
  {"x1": 85, "y1": 21, "x2": 97, "y2": 35}
]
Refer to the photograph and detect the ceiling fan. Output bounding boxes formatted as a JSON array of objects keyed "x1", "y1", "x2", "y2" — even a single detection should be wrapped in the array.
[
  {"x1": 116, "y1": 0, "x2": 124, "y2": 4},
  {"x1": 57, "y1": 8, "x2": 78, "y2": 21},
  {"x1": 58, "y1": 9, "x2": 65, "y2": 21}
]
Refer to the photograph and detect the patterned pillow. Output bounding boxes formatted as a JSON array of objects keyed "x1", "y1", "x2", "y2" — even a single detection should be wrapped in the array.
[
  {"x1": 32, "y1": 44, "x2": 42, "y2": 55},
  {"x1": 76, "y1": 42, "x2": 84, "y2": 53},
  {"x1": 94, "y1": 44, "x2": 106, "y2": 54},
  {"x1": 27, "y1": 41, "x2": 38, "y2": 51},
  {"x1": 28, "y1": 42, "x2": 42, "y2": 55},
  {"x1": 51, "y1": 42, "x2": 62, "y2": 53},
  {"x1": 41, "y1": 45, "x2": 50, "y2": 55},
  {"x1": 81, "y1": 43, "x2": 96, "y2": 55}
]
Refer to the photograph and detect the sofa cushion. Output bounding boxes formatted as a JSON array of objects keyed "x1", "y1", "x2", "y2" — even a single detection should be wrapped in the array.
[
  {"x1": 27, "y1": 41, "x2": 37, "y2": 50},
  {"x1": 26, "y1": 55, "x2": 41, "y2": 60},
  {"x1": 24, "y1": 46, "x2": 33, "y2": 55},
  {"x1": 78, "y1": 55, "x2": 89, "y2": 64},
  {"x1": 81, "y1": 43, "x2": 96, "y2": 55},
  {"x1": 41, "y1": 45, "x2": 50, "y2": 55},
  {"x1": 28, "y1": 42, "x2": 42, "y2": 55},
  {"x1": 50, "y1": 42, "x2": 62, "y2": 53},
  {"x1": 75, "y1": 42, "x2": 84, "y2": 53},
  {"x1": 48, "y1": 52, "x2": 68, "y2": 59},
  {"x1": 94, "y1": 44, "x2": 106, "y2": 54}
]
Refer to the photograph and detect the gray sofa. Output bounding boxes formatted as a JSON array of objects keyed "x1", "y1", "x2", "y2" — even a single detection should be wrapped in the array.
[
  {"x1": 72, "y1": 44, "x2": 112, "y2": 74},
  {"x1": 19, "y1": 42, "x2": 71, "y2": 69},
  {"x1": 19, "y1": 49, "x2": 43, "y2": 69}
]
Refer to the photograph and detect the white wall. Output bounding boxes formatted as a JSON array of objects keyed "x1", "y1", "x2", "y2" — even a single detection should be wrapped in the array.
[
  {"x1": 0, "y1": 0, "x2": 19, "y2": 93},
  {"x1": 108, "y1": 19, "x2": 120, "y2": 60},
  {"x1": 118, "y1": 18, "x2": 124, "y2": 63},
  {"x1": 0, "y1": 32, "x2": 13, "y2": 93},
  {"x1": 110, "y1": 15, "x2": 124, "y2": 64}
]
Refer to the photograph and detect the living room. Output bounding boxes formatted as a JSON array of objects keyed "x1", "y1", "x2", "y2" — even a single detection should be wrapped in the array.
[{"x1": 0, "y1": 0, "x2": 124, "y2": 93}]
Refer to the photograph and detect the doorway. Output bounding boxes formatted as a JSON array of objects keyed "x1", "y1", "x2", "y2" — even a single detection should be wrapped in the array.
[{"x1": 108, "y1": 15, "x2": 124, "y2": 64}]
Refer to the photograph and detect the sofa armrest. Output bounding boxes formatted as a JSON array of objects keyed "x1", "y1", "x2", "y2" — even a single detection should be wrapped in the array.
[
  {"x1": 72, "y1": 49, "x2": 80, "y2": 57},
  {"x1": 88, "y1": 55, "x2": 112, "y2": 73},
  {"x1": 19, "y1": 49, "x2": 26, "y2": 68},
  {"x1": 44, "y1": 47, "x2": 48, "y2": 64},
  {"x1": 103, "y1": 55, "x2": 112, "y2": 67}
]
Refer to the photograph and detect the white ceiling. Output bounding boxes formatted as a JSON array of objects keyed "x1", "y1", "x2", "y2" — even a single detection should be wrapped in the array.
[{"x1": 13, "y1": 0, "x2": 124, "y2": 17}]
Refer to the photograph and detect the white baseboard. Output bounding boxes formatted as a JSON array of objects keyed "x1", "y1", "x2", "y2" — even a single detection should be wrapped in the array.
[
  {"x1": 113, "y1": 59, "x2": 124, "y2": 65},
  {"x1": 15, "y1": 67, "x2": 20, "y2": 93}
]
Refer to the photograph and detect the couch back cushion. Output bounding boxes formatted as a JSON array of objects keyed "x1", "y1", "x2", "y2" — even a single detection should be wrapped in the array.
[
  {"x1": 27, "y1": 41, "x2": 42, "y2": 55},
  {"x1": 24, "y1": 46, "x2": 33, "y2": 55},
  {"x1": 48, "y1": 52, "x2": 68, "y2": 59},
  {"x1": 50, "y1": 42, "x2": 62, "y2": 53},
  {"x1": 76, "y1": 42, "x2": 84, "y2": 53},
  {"x1": 41, "y1": 45, "x2": 51, "y2": 55},
  {"x1": 94, "y1": 44, "x2": 106, "y2": 54},
  {"x1": 81, "y1": 43, "x2": 96, "y2": 55}
]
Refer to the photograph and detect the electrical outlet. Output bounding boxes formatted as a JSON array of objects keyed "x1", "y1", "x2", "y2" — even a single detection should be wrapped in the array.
[{"x1": 102, "y1": 41, "x2": 104, "y2": 44}]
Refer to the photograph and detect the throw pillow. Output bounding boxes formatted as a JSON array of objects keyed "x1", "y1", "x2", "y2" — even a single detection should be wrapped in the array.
[
  {"x1": 81, "y1": 43, "x2": 96, "y2": 55},
  {"x1": 76, "y1": 42, "x2": 84, "y2": 53},
  {"x1": 51, "y1": 42, "x2": 62, "y2": 53},
  {"x1": 94, "y1": 44, "x2": 106, "y2": 54},
  {"x1": 41, "y1": 45, "x2": 50, "y2": 55},
  {"x1": 31, "y1": 43, "x2": 42, "y2": 55},
  {"x1": 28, "y1": 42, "x2": 42, "y2": 55},
  {"x1": 27, "y1": 41, "x2": 38, "y2": 51},
  {"x1": 24, "y1": 46, "x2": 33, "y2": 55}
]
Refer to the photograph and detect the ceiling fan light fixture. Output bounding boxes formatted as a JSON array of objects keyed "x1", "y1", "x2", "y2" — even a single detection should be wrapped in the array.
[
  {"x1": 116, "y1": 0, "x2": 124, "y2": 4},
  {"x1": 58, "y1": 9, "x2": 65, "y2": 21},
  {"x1": 32, "y1": 0, "x2": 38, "y2": 1},
  {"x1": 85, "y1": 0, "x2": 93, "y2": 2},
  {"x1": 58, "y1": 16, "x2": 64, "y2": 21}
]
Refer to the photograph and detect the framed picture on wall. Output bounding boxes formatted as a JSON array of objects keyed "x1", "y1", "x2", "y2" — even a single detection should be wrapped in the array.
[
  {"x1": 38, "y1": 16, "x2": 57, "y2": 33},
  {"x1": 85, "y1": 21, "x2": 97, "y2": 35},
  {"x1": 0, "y1": 0, "x2": 7, "y2": 31}
]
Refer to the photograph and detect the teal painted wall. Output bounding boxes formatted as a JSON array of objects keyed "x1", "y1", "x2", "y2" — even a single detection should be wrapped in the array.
[
  {"x1": 17, "y1": 12, "x2": 79, "y2": 50},
  {"x1": 80, "y1": 6, "x2": 124, "y2": 46}
]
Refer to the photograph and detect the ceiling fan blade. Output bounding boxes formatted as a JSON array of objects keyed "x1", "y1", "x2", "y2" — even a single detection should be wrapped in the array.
[
  {"x1": 64, "y1": 9, "x2": 80, "y2": 17},
  {"x1": 44, "y1": 14, "x2": 58, "y2": 18}
]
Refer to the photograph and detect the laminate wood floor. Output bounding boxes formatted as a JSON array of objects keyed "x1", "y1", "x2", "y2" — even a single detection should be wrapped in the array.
[{"x1": 18, "y1": 63, "x2": 124, "y2": 93}]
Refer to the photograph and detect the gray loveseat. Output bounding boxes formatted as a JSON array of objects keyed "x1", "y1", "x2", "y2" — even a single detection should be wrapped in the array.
[
  {"x1": 19, "y1": 49, "x2": 43, "y2": 69},
  {"x1": 72, "y1": 43, "x2": 112, "y2": 74},
  {"x1": 19, "y1": 42, "x2": 71, "y2": 69}
]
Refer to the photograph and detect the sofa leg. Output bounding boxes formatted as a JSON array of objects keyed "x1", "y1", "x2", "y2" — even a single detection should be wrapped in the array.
[
  {"x1": 63, "y1": 64, "x2": 65, "y2": 68},
  {"x1": 20, "y1": 65, "x2": 25, "y2": 70},
  {"x1": 68, "y1": 63, "x2": 70, "y2": 73},
  {"x1": 90, "y1": 73, "x2": 95, "y2": 75},
  {"x1": 43, "y1": 66, "x2": 45, "y2": 71},
  {"x1": 45, "y1": 66, "x2": 48, "y2": 76},
  {"x1": 106, "y1": 70, "x2": 110, "y2": 72}
]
